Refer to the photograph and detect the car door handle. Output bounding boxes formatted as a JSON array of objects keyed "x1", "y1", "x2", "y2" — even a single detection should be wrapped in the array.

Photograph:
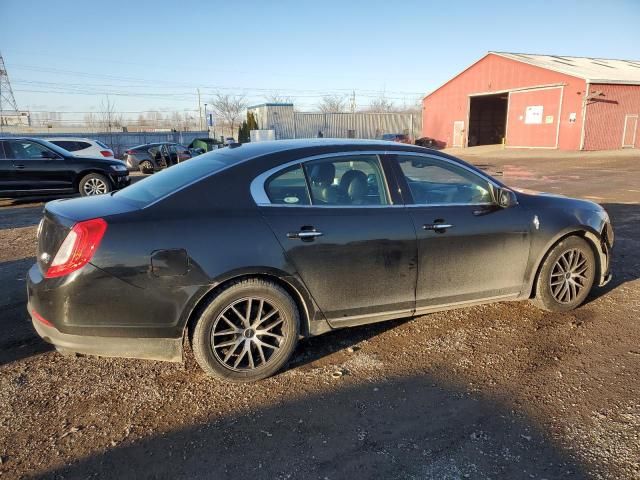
[
  {"x1": 287, "y1": 230, "x2": 323, "y2": 240},
  {"x1": 423, "y1": 223, "x2": 454, "y2": 231},
  {"x1": 15, "y1": 164, "x2": 26, "y2": 169}
]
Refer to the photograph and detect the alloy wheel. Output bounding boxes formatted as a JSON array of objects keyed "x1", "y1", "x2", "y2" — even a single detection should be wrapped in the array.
[
  {"x1": 211, "y1": 297, "x2": 286, "y2": 371},
  {"x1": 549, "y1": 248, "x2": 589, "y2": 304},
  {"x1": 83, "y1": 178, "x2": 108, "y2": 196}
]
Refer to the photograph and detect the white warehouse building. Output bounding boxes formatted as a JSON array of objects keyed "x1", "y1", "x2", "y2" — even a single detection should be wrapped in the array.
[{"x1": 247, "y1": 103, "x2": 422, "y2": 140}]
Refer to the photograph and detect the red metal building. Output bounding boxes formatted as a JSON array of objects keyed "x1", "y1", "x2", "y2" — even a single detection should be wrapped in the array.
[{"x1": 422, "y1": 52, "x2": 640, "y2": 150}]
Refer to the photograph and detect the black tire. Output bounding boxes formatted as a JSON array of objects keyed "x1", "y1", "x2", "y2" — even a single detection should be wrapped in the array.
[
  {"x1": 192, "y1": 278, "x2": 299, "y2": 382},
  {"x1": 532, "y1": 235, "x2": 596, "y2": 312},
  {"x1": 139, "y1": 160, "x2": 154, "y2": 174},
  {"x1": 78, "y1": 173, "x2": 111, "y2": 197}
]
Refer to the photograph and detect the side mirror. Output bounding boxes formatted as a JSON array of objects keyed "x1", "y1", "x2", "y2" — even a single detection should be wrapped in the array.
[{"x1": 497, "y1": 188, "x2": 518, "y2": 208}]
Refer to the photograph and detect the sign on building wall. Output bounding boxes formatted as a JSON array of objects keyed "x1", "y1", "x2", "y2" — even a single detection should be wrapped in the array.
[{"x1": 524, "y1": 106, "x2": 543, "y2": 124}]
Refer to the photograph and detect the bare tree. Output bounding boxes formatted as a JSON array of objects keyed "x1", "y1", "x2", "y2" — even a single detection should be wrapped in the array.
[
  {"x1": 170, "y1": 111, "x2": 183, "y2": 130},
  {"x1": 183, "y1": 112, "x2": 198, "y2": 131},
  {"x1": 209, "y1": 93, "x2": 248, "y2": 137},
  {"x1": 365, "y1": 95, "x2": 396, "y2": 113},
  {"x1": 264, "y1": 92, "x2": 293, "y2": 104},
  {"x1": 97, "y1": 96, "x2": 123, "y2": 132},
  {"x1": 318, "y1": 95, "x2": 347, "y2": 113},
  {"x1": 83, "y1": 112, "x2": 99, "y2": 131}
]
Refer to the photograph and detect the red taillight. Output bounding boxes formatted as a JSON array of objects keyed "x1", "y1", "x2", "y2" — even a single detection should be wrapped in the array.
[
  {"x1": 45, "y1": 218, "x2": 107, "y2": 278},
  {"x1": 125, "y1": 150, "x2": 134, "y2": 155},
  {"x1": 100, "y1": 150, "x2": 113, "y2": 157},
  {"x1": 31, "y1": 308, "x2": 53, "y2": 327}
]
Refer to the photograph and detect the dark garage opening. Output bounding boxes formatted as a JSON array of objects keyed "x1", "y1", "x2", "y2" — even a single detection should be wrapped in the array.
[{"x1": 468, "y1": 93, "x2": 508, "y2": 146}]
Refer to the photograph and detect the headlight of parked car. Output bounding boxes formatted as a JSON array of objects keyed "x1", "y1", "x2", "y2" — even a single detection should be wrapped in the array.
[{"x1": 110, "y1": 164, "x2": 128, "y2": 172}]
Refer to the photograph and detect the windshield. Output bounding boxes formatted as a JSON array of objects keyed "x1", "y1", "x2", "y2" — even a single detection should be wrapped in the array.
[{"x1": 115, "y1": 148, "x2": 240, "y2": 207}]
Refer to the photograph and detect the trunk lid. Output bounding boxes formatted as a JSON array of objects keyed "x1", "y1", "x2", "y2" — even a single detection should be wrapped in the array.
[{"x1": 37, "y1": 195, "x2": 139, "y2": 273}]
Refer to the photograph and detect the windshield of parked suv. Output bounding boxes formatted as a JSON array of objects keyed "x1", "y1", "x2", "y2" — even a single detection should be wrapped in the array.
[{"x1": 114, "y1": 148, "x2": 240, "y2": 207}]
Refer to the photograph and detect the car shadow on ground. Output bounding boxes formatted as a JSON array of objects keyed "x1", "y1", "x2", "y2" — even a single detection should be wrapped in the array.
[
  {"x1": 287, "y1": 318, "x2": 410, "y2": 371},
  {"x1": 36, "y1": 374, "x2": 587, "y2": 480}
]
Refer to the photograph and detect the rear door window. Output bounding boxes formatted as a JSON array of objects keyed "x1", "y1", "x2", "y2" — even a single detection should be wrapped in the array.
[
  {"x1": 265, "y1": 165, "x2": 310, "y2": 205},
  {"x1": 52, "y1": 140, "x2": 91, "y2": 151},
  {"x1": 302, "y1": 155, "x2": 388, "y2": 206}
]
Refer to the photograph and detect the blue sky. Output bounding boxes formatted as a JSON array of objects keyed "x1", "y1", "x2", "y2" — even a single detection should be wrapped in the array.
[{"x1": 1, "y1": 0, "x2": 639, "y2": 120}]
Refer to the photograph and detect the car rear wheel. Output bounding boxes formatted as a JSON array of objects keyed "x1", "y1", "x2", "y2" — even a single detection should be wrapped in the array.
[
  {"x1": 139, "y1": 160, "x2": 154, "y2": 174},
  {"x1": 192, "y1": 278, "x2": 299, "y2": 382},
  {"x1": 532, "y1": 235, "x2": 596, "y2": 312},
  {"x1": 79, "y1": 173, "x2": 111, "y2": 197}
]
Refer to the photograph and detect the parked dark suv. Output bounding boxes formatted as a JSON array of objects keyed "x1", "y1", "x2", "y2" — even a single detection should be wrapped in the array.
[
  {"x1": 0, "y1": 137, "x2": 130, "y2": 197},
  {"x1": 123, "y1": 142, "x2": 191, "y2": 174}
]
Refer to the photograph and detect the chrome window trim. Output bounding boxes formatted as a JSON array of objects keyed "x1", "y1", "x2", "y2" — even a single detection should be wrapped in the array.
[
  {"x1": 250, "y1": 149, "x2": 504, "y2": 209},
  {"x1": 250, "y1": 150, "x2": 395, "y2": 207}
]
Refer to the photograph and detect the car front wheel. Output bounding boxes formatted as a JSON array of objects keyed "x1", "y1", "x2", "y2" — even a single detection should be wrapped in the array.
[
  {"x1": 79, "y1": 173, "x2": 111, "y2": 197},
  {"x1": 532, "y1": 235, "x2": 596, "y2": 312},
  {"x1": 192, "y1": 278, "x2": 299, "y2": 382}
]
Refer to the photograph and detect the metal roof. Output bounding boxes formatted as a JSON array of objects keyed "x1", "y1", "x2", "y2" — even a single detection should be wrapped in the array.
[
  {"x1": 492, "y1": 52, "x2": 640, "y2": 85},
  {"x1": 247, "y1": 103, "x2": 294, "y2": 109}
]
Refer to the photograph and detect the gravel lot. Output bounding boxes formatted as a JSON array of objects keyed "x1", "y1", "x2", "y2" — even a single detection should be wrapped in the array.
[{"x1": 0, "y1": 149, "x2": 639, "y2": 479}]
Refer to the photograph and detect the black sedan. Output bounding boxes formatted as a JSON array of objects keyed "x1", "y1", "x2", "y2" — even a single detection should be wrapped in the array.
[
  {"x1": 0, "y1": 137, "x2": 129, "y2": 197},
  {"x1": 27, "y1": 139, "x2": 613, "y2": 382}
]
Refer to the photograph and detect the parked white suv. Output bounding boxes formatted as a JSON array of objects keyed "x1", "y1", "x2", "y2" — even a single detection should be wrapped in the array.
[{"x1": 47, "y1": 137, "x2": 115, "y2": 158}]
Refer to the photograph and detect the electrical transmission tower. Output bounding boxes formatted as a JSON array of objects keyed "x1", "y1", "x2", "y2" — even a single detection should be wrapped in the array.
[{"x1": 0, "y1": 52, "x2": 20, "y2": 131}]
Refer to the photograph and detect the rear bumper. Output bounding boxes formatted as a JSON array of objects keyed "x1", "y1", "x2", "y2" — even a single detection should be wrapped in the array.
[
  {"x1": 29, "y1": 306, "x2": 182, "y2": 362},
  {"x1": 27, "y1": 262, "x2": 184, "y2": 362}
]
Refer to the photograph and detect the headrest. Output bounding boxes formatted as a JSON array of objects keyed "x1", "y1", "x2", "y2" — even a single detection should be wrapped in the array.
[
  {"x1": 342, "y1": 170, "x2": 368, "y2": 203},
  {"x1": 308, "y1": 163, "x2": 335, "y2": 185}
]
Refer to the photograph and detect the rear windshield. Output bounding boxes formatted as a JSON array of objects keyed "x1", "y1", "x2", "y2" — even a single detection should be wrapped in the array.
[{"x1": 114, "y1": 148, "x2": 241, "y2": 207}]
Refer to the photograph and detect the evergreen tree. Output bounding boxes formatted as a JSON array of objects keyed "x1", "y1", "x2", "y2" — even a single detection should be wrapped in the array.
[
  {"x1": 238, "y1": 120, "x2": 250, "y2": 143},
  {"x1": 247, "y1": 111, "x2": 258, "y2": 131}
]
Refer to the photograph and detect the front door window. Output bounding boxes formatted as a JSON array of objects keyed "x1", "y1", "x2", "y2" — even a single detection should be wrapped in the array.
[
  {"x1": 5, "y1": 140, "x2": 57, "y2": 160},
  {"x1": 397, "y1": 155, "x2": 492, "y2": 205}
]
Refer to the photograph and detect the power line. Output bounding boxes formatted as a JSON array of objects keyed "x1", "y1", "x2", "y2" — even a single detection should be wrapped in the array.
[{"x1": 9, "y1": 65, "x2": 425, "y2": 96}]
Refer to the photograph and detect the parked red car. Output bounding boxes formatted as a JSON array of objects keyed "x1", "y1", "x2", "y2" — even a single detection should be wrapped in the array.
[{"x1": 381, "y1": 133, "x2": 412, "y2": 144}]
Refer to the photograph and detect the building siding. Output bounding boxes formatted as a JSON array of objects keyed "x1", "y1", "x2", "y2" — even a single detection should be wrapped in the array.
[
  {"x1": 422, "y1": 53, "x2": 586, "y2": 150},
  {"x1": 506, "y1": 87, "x2": 563, "y2": 148},
  {"x1": 583, "y1": 83, "x2": 640, "y2": 150},
  {"x1": 248, "y1": 105, "x2": 421, "y2": 140}
]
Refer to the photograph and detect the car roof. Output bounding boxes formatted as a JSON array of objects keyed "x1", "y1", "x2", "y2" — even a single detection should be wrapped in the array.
[
  {"x1": 44, "y1": 137, "x2": 98, "y2": 142},
  {"x1": 130, "y1": 142, "x2": 185, "y2": 149},
  {"x1": 130, "y1": 143, "x2": 162, "y2": 149},
  {"x1": 215, "y1": 138, "x2": 426, "y2": 158},
  {"x1": 0, "y1": 136, "x2": 50, "y2": 141}
]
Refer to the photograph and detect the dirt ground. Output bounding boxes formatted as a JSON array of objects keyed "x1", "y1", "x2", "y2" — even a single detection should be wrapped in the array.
[{"x1": 0, "y1": 148, "x2": 639, "y2": 480}]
